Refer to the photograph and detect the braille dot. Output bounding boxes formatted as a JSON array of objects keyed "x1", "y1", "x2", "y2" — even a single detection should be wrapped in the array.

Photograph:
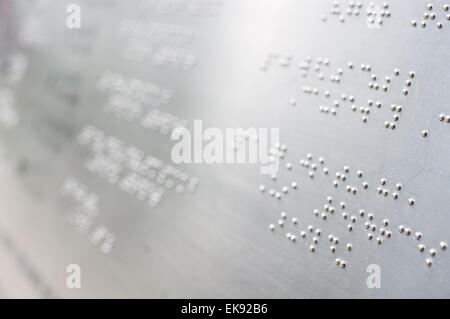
[
  {"x1": 368, "y1": 233, "x2": 373, "y2": 240},
  {"x1": 395, "y1": 183, "x2": 402, "y2": 191},
  {"x1": 281, "y1": 211, "x2": 287, "y2": 219},
  {"x1": 386, "y1": 231, "x2": 392, "y2": 238},
  {"x1": 308, "y1": 225, "x2": 314, "y2": 232},
  {"x1": 421, "y1": 21, "x2": 426, "y2": 28},
  {"x1": 359, "y1": 209, "x2": 365, "y2": 217},
  {"x1": 383, "y1": 189, "x2": 389, "y2": 196},
  {"x1": 346, "y1": 243, "x2": 352, "y2": 251},
  {"x1": 313, "y1": 236, "x2": 319, "y2": 244},
  {"x1": 383, "y1": 219, "x2": 389, "y2": 226},
  {"x1": 362, "y1": 182, "x2": 369, "y2": 189},
  {"x1": 438, "y1": 114, "x2": 445, "y2": 121},
  {"x1": 269, "y1": 224, "x2": 275, "y2": 231},
  {"x1": 398, "y1": 225, "x2": 405, "y2": 233},
  {"x1": 364, "y1": 222, "x2": 370, "y2": 229},
  {"x1": 348, "y1": 224, "x2": 353, "y2": 231},
  {"x1": 291, "y1": 182, "x2": 297, "y2": 189},
  {"x1": 376, "y1": 237, "x2": 383, "y2": 244},
  {"x1": 418, "y1": 244, "x2": 425, "y2": 252},
  {"x1": 292, "y1": 217, "x2": 298, "y2": 224},
  {"x1": 394, "y1": 69, "x2": 400, "y2": 76},
  {"x1": 259, "y1": 185, "x2": 266, "y2": 192},
  {"x1": 429, "y1": 249, "x2": 436, "y2": 257},
  {"x1": 427, "y1": 4, "x2": 433, "y2": 11},
  {"x1": 411, "y1": 20, "x2": 417, "y2": 27},
  {"x1": 437, "y1": 22, "x2": 443, "y2": 29},
  {"x1": 405, "y1": 228, "x2": 411, "y2": 236},
  {"x1": 408, "y1": 198, "x2": 415, "y2": 206},
  {"x1": 342, "y1": 212, "x2": 348, "y2": 219},
  {"x1": 380, "y1": 178, "x2": 387, "y2": 185},
  {"x1": 340, "y1": 261, "x2": 346, "y2": 268},
  {"x1": 444, "y1": 4, "x2": 450, "y2": 12},
  {"x1": 392, "y1": 192, "x2": 398, "y2": 199},
  {"x1": 440, "y1": 242, "x2": 447, "y2": 250},
  {"x1": 301, "y1": 231, "x2": 306, "y2": 238},
  {"x1": 415, "y1": 232, "x2": 422, "y2": 240},
  {"x1": 335, "y1": 258, "x2": 341, "y2": 265},
  {"x1": 370, "y1": 224, "x2": 376, "y2": 232},
  {"x1": 351, "y1": 216, "x2": 357, "y2": 223},
  {"x1": 278, "y1": 220, "x2": 284, "y2": 227},
  {"x1": 377, "y1": 187, "x2": 383, "y2": 194},
  {"x1": 425, "y1": 258, "x2": 432, "y2": 267},
  {"x1": 330, "y1": 245, "x2": 336, "y2": 253},
  {"x1": 368, "y1": 213, "x2": 374, "y2": 220},
  {"x1": 309, "y1": 245, "x2": 315, "y2": 252},
  {"x1": 316, "y1": 229, "x2": 321, "y2": 236}
]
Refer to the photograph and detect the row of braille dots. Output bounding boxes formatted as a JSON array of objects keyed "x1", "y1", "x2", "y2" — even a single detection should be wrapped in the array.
[
  {"x1": 298, "y1": 56, "x2": 331, "y2": 80},
  {"x1": 363, "y1": 214, "x2": 392, "y2": 245},
  {"x1": 321, "y1": 0, "x2": 364, "y2": 23},
  {"x1": 438, "y1": 113, "x2": 450, "y2": 123},
  {"x1": 411, "y1": 4, "x2": 450, "y2": 29},
  {"x1": 331, "y1": 167, "x2": 369, "y2": 193},
  {"x1": 398, "y1": 225, "x2": 447, "y2": 267},
  {"x1": 376, "y1": 178, "x2": 415, "y2": 206},
  {"x1": 259, "y1": 53, "x2": 292, "y2": 71},
  {"x1": 367, "y1": 68, "x2": 414, "y2": 96},
  {"x1": 270, "y1": 211, "x2": 351, "y2": 269},
  {"x1": 383, "y1": 103, "x2": 403, "y2": 130}
]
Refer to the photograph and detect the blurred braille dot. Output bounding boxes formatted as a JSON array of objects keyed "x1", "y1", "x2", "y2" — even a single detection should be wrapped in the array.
[
  {"x1": 346, "y1": 243, "x2": 352, "y2": 251},
  {"x1": 425, "y1": 258, "x2": 432, "y2": 267},
  {"x1": 309, "y1": 245, "x2": 315, "y2": 252},
  {"x1": 278, "y1": 220, "x2": 284, "y2": 227},
  {"x1": 437, "y1": 22, "x2": 443, "y2": 29},
  {"x1": 421, "y1": 21, "x2": 426, "y2": 27},
  {"x1": 292, "y1": 217, "x2": 298, "y2": 224},
  {"x1": 348, "y1": 224, "x2": 353, "y2": 231},
  {"x1": 444, "y1": 4, "x2": 450, "y2": 11},
  {"x1": 399, "y1": 225, "x2": 405, "y2": 233},
  {"x1": 269, "y1": 224, "x2": 275, "y2": 231},
  {"x1": 440, "y1": 242, "x2": 447, "y2": 250},
  {"x1": 259, "y1": 185, "x2": 266, "y2": 192},
  {"x1": 330, "y1": 245, "x2": 336, "y2": 253},
  {"x1": 405, "y1": 228, "x2": 411, "y2": 236}
]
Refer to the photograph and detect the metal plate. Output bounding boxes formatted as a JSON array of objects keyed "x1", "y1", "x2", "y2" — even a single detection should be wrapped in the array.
[{"x1": 0, "y1": 0, "x2": 449, "y2": 298}]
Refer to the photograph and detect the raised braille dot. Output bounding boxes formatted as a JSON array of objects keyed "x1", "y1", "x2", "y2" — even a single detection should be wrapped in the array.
[
  {"x1": 348, "y1": 224, "x2": 353, "y2": 231},
  {"x1": 292, "y1": 217, "x2": 298, "y2": 224},
  {"x1": 291, "y1": 182, "x2": 297, "y2": 189},
  {"x1": 437, "y1": 22, "x2": 443, "y2": 29},
  {"x1": 364, "y1": 222, "x2": 370, "y2": 229},
  {"x1": 259, "y1": 185, "x2": 266, "y2": 192},
  {"x1": 395, "y1": 183, "x2": 402, "y2": 191},
  {"x1": 368, "y1": 233, "x2": 373, "y2": 240},
  {"x1": 281, "y1": 211, "x2": 287, "y2": 219},
  {"x1": 269, "y1": 224, "x2": 275, "y2": 231},
  {"x1": 314, "y1": 209, "x2": 319, "y2": 217},
  {"x1": 346, "y1": 243, "x2": 352, "y2": 251},
  {"x1": 408, "y1": 198, "x2": 415, "y2": 206},
  {"x1": 398, "y1": 225, "x2": 405, "y2": 233},
  {"x1": 418, "y1": 244, "x2": 425, "y2": 252},
  {"x1": 425, "y1": 258, "x2": 432, "y2": 267},
  {"x1": 427, "y1": 4, "x2": 433, "y2": 10},
  {"x1": 386, "y1": 231, "x2": 392, "y2": 238},
  {"x1": 362, "y1": 182, "x2": 369, "y2": 189},
  {"x1": 308, "y1": 225, "x2": 314, "y2": 232},
  {"x1": 377, "y1": 237, "x2": 383, "y2": 244},
  {"x1": 330, "y1": 245, "x2": 336, "y2": 253},
  {"x1": 370, "y1": 224, "x2": 376, "y2": 232},
  {"x1": 411, "y1": 20, "x2": 417, "y2": 27},
  {"x1": 415, "y1": 232, "x2": 423, "y2": 240},
  {"x1": 444, "y1": 4, "x2": 450, "y2": 12},
  {"x1": 301, "y1": 231, "x2": 306, "y2": 238},
  {"x1": 315, "y1": 229, "x2": 321, "y2": 236},
  {"x1": 429, "y1": 248, "x2": 436, "y2": 257},
  {"x1": 313, "y1": 236, "x2": 319, "y2": 244},
  {"x1": 439, "y1": 114, "x2": 445, "y2": 121},
  {"x1": 278, "y1": 220, "x2": 284, "y2": 227},
  {"x1": 309, "y1": 245, "x2": 315, "y2": 252},
  {"x1": 440, "y1": 242, "x2": 447, "y2": 250},
  {"x1": 380, "y1": 178, "x2": 387, "y2": 185},
  {"x1": 421, "y1": 130, "x2": 429, "y2": 137},
  {"x1": 421, "y1": 20, "x2": 426, "y2": 27},
  {"x1": 383, "y1": 219, "x2": 389, "y2": 226},
  {"x1": 405, "y1": 228, "x2": 411, "y2": 236},
  {"x1": 335, "y1": 258, "x2": 341, "y2": 265}
]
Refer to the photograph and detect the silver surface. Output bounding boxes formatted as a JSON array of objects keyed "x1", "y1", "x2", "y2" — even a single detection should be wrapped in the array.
[{"x1": 0, "y1": 0, "x2": 450, "y2": 298}]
